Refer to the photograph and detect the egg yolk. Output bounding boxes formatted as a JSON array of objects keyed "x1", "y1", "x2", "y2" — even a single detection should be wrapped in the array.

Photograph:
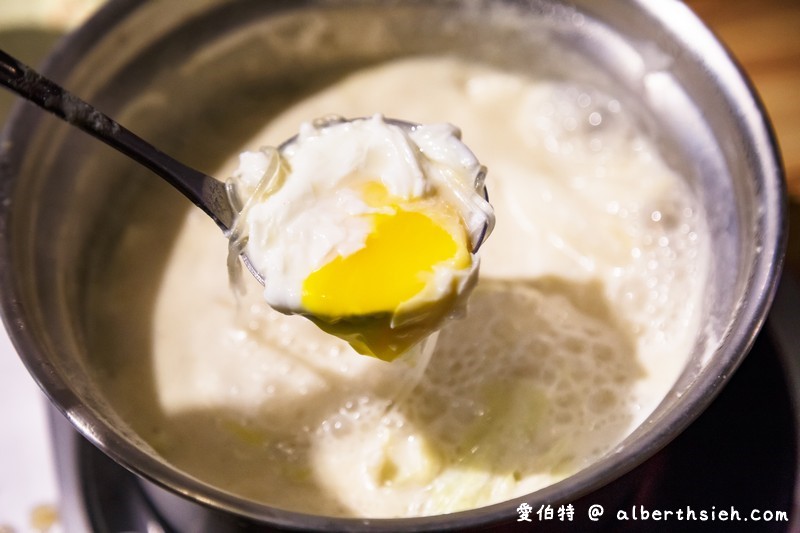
[{"x1": 300, "y1": 198, "x2": 471, "y2": 361}]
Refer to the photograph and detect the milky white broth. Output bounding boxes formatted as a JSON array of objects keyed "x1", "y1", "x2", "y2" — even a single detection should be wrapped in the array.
[{"x1": 87, "y1": 56, "x2": 709, "y2": 517}]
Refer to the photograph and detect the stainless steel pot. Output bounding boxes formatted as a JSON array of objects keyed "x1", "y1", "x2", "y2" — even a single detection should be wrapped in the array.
[{"x1": 0, "y1": 0, "x2": 786, "y2": 530}]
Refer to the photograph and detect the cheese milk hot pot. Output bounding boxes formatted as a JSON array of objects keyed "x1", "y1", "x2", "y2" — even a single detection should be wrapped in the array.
[{"x1": 0, "y1": 0, "x2": 786, "y2": 530}]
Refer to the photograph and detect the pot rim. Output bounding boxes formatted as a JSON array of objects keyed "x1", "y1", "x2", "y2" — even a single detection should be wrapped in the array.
[{"x1": 0, "y1": 0, "x2": 787, "y2": 529}]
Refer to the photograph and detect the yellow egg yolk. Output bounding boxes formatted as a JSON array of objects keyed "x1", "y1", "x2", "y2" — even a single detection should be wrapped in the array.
[{"x1": 300, "y1": 188, "x2": 472, "y2": 361}]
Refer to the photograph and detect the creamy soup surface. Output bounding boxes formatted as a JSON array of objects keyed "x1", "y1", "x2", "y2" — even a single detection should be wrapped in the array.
[{"x1": 89, "y1": 56, "x2": 709, "y2": 517}]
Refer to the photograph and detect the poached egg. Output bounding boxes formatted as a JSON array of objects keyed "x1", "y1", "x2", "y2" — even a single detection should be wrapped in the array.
[{"x1": 229, "y1": 115, "x2": 494, "y2": 361}]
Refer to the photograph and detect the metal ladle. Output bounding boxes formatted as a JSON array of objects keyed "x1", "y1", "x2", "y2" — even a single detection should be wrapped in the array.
[{"x1": 0, "y1": 49, "x2": 491, "y2": 286}]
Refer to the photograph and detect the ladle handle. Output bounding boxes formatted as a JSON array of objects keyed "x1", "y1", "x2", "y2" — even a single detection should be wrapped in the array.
[{"x1": 0, "y1": 49, "x2": 235, "y2": 231}]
